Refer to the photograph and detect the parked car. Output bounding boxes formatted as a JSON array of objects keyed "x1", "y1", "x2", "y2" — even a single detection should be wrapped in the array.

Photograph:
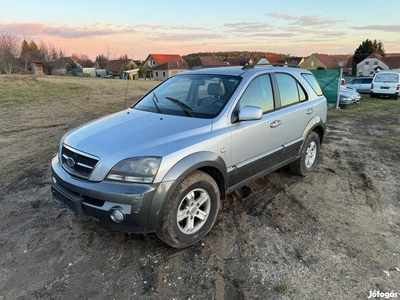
[
  {"x1": 346, "y1": 77, "x2": 373, "y2": 93},
  {"x1": 328, "y1": 87, "x2": 361, "y2": 108},
  {"x1": 51, "y1": 65, "x2": 327, "y2": 248},
  {"x1": 339, "y1": 88, "x2": 361, "y2": 108},
  {"x1": 370, "y1": 72, "x2": 400, "y2": 100}
]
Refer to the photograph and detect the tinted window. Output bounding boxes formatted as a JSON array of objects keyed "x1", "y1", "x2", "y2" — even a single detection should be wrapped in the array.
[
  {"x1": 362, "y1": 78, "x2": 373, "y2": 84},
  {"x1": 239, "y1": 74, "x2": 274, "y2": 113},
  {"x1": 276, "y1": 73, "x2": 307, "y2": 107}
]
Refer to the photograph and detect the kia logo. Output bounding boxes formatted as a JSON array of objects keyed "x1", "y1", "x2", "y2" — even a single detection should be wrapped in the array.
[{"x1": 66, "y1": 157, "x2": 76, "y2": 168}]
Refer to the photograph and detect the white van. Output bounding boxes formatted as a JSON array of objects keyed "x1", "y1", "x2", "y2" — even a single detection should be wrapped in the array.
[{"x1": 370, "y1": 72, "x2": 400, "y2": 100}]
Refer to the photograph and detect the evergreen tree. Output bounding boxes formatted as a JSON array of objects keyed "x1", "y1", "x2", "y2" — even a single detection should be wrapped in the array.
[
  {"x1": 95, "y1": 54, "x2": 108, "y2": 69},
  {"x1": 352, "y1": 40, "x2": 371, "y2": 76},
  {"x1": 373, "y1": 39, "x2": 385, "y2": 56},
  {"x1": 20, "y1": 40, "x2": 31, "y2": 70},
  {"x1": 352, "y1": 39, "x2": 386, "y2": 76}
]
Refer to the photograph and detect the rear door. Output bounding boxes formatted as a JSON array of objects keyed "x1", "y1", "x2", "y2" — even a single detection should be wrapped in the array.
[
  {"x1": 373, "y1": 73, "x2": 399, "y2": 95},
  {"x1": 273, "y1": 72, "x2": 315, "y2": 162}
]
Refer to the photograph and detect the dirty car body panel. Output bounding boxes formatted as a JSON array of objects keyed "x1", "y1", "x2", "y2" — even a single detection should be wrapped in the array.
[{"x1": 51, "y1": 65, "x2": 327, "y2": 247}]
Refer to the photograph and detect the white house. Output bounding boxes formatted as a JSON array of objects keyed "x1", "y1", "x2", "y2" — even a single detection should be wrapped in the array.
[{"x1": 357, "y1": 54, "x2": 400, "y2": 76}]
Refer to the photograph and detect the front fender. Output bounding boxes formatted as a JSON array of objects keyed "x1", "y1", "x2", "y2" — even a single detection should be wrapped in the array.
[{"x1": 146, "y1": 151, "x2": 227, "y2": 231}]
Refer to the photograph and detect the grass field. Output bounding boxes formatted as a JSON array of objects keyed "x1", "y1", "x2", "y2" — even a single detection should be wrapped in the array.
[{"x1": 0, "y1": 75, "x2": 158, "y2": 191}]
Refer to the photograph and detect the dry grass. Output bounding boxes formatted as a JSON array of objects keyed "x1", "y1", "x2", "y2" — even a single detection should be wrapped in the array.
[{"x1": 0, "y1": 75, "x2": 158, "y2": 191}]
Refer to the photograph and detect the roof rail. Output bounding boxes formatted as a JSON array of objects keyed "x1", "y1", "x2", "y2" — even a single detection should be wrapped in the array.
[
  {"x1": 241, "y1": 64, "x2": 254, "y2": 70},
  {"x1": 241, "y1": 63, "x2": 301, "y2": 71}
]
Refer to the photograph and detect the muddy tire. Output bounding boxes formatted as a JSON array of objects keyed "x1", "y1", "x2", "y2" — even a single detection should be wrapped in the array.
[
  {"x1": 290, "y1": 131, "x2": 320, "y2": 176},
  {"x1": 155, "y1": 171, "x2": 220, "y2": 248}
]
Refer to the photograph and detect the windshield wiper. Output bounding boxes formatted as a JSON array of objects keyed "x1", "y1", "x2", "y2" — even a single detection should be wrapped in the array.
[
  {"x1": 152, "y1": 92, "x2": 162, "y2": 113},
  {"x1": 165, "y1": 96, "x2": 194, "y2": 117}
]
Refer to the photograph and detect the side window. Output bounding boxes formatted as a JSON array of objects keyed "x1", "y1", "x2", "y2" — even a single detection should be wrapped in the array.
[
  {"x1": 276, "y1": 73, "x2": 307, "y2": 107},
  {"x1": 302, "y1": 73, "x2": 323, "y2": 96},
  {"x1": 239, "y1": 74, "x2": 274, "y2": 113},
  {"x1": 362, "y1": 78, "x2": 372, "y2": 84}
]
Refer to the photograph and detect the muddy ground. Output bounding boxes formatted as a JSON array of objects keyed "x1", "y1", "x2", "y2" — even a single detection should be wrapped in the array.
[{"x1": 0, "y1": 76, "x2": 399, "y2": 299}]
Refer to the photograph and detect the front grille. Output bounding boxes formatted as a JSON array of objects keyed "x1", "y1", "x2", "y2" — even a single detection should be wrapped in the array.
[{"x1": 61, "y1": 145, "x2": 99, "y2": 179}]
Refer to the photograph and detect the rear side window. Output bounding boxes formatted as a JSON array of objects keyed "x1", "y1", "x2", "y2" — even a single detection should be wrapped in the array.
[
  {"x1": 276, "y1": 73, "x2": 307, "y2": 107},
  {"x1": 362, "y1": 78, "x2": 373, "y2": 84},
  {"x1": 302, "y1": 73, "x2": 323, "y2": 96},
  {"x1": 374, "y1": 73, "x2": 399, "y2": 83}
]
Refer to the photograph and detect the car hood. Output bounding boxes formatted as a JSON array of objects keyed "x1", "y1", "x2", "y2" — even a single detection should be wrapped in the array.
[{"x1": 63, "y1": 108, "x2": 213, "y2": 170}]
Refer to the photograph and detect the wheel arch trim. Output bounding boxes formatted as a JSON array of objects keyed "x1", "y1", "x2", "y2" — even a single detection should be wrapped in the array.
[
  {"x1": 146, "y1": 151, "x2": 227, "y2": 231},
  {"x1": 302, "y1": 116, "x2": 326, "y2": 144}
]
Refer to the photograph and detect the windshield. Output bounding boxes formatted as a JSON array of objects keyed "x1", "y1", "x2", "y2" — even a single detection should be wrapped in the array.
[{"x1": 133, "y1": 74, "x2": 241, "y2": 118}]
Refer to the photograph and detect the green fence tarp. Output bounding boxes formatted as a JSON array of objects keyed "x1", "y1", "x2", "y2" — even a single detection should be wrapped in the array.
[{"x1": 311, "y1": 69, "x2": 341, "y2": 104}]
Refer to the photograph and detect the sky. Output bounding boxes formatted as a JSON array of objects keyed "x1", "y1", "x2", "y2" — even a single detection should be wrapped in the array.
[{"x1": 1, "y1": 0, "x2": 400, "y2": 61}]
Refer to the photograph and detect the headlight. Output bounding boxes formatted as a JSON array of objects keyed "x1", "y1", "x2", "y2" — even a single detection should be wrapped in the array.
[{"x1": 107, "y1": 157, "x2": 161, "y2": 183}]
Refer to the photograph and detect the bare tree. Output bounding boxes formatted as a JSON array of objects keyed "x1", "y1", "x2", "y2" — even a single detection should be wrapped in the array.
[
  {"x1": 0, "y1": 31, "x2": 20, "y2": 74},
  {"x1": 104, "y1": 44, "x2": 117, "y2": 60}
]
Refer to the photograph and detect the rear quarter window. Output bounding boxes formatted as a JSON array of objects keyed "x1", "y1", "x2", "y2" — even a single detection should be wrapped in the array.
[{"x1": 302, "y1": 73, "x2": 323, "y2": 96}]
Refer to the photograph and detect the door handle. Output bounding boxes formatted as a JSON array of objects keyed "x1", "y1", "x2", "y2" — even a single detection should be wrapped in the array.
[
  {"x1": 306, "y1": 108, "x2": 314, "y2": 115},
  {"x1": 270, "y1": 120, "x2": 282, "y2": 128}
]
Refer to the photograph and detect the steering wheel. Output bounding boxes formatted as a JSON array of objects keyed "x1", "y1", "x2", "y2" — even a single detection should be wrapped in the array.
[{"x1": 213, "y1": 100, "x2": 225, "y2": 106}]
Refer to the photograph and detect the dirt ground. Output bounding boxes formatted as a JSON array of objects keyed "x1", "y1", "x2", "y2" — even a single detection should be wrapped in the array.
[{"x1": 0, "y1": 76, "x2": 399, "y2": 300}]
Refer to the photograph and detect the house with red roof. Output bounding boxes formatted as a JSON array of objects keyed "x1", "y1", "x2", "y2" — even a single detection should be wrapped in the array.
[
  {"x1": 187, "y1": 56, "x2": 227, "y2": 70},
  {"x1": 143, "y1": 54, "x2": 188, "y2": 80},
  {"x1": 299, "y1": 53, "x2": 340, "y2": 70},
  {"x1": 106, "y1": 59, "x2": 137, "y2": 78},
  {"x1": 30, "y1": 61, "x2": 43, "y2": 76},
  {"x1": 357, "y1": 53, "x2": 400, "y2": 76},
  {"x1": 257, "y1": 54, "x2": 286, "y2": 65}
]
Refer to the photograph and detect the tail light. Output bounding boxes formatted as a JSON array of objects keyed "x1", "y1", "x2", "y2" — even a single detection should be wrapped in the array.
[
  {"x1": 397, "y1": 84, "x2": 400, "y2": 91},
  {"x1": 371, "y1": 84, "x2": 374, "y2": 89}
]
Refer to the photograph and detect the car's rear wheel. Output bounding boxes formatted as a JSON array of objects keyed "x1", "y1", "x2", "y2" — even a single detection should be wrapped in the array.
[
  {"x1": 290, "y1": 131, "x2": 320, "y2": 176},
  {"x1": 156, "y1": 171, "x2": 220, "y2": 248}
]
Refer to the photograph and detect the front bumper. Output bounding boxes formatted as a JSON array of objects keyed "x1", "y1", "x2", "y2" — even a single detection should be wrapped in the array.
[{"x1": 51, "y1": 154, "x2": 171, "y2": 233}]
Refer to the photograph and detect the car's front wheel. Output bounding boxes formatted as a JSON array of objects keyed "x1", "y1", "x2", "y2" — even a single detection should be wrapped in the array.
[
  {"x1": 290, "y1": 131, "x2": 320, "y2": 176},
  {"x1": 156, "y1": 170, "x2": 220, "y2": 248}
]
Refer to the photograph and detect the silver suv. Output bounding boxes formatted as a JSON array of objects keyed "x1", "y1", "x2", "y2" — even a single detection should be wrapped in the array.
[{"x1": 51, "y1": 65, "x2": 327, "y2": 248}]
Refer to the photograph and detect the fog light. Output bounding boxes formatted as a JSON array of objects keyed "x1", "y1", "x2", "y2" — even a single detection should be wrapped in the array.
[{"x1": 110, "y1": 209, "x2": 124, "y2": 223}]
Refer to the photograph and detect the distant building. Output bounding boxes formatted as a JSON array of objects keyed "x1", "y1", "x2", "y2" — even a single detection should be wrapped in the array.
[
  {"x1": 257, "y1": 54, "x2": 286, "y2": 65},
  {"x1": 143, "y1": 54, "x2": 188, "y2": 79},
  {"x1": 357, "y1": 53, "x2": 400, "y2": 76},
  {"x1": 300, "y1": 53, "x2": 340, "y2": 70},
  {"x1": 150, "y1": 62, "x2": 189, "y2": 80},
  {"x1": 188, "y1": 57, "x2": 227, "y2": 69},
  {"x1": 106, "y1": 59, "x2": 137, "y2": 78},
  {"x1": 222, "y1": 57, "x2": 253, "y2": 66},
  {"x1": 30, "y1": 61, "x2": 43, "y2": 76},
  {"x1": 285, "y1": 56, "x2": 305, "y2": 67}
]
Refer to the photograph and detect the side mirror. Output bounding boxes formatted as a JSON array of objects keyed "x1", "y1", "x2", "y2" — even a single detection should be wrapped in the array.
[{"x1": 238, "y1": 105, "x2": 263, "y2": 121}]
